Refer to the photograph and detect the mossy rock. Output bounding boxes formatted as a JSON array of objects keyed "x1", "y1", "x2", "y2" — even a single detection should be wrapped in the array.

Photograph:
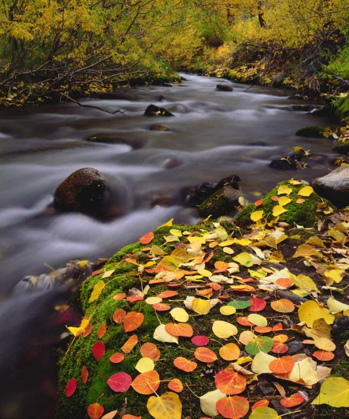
[
  {"x1": 234, "y1": 180, "x2": 334, "y2": 228},
  {"x1": 198, "y1": 186, "x2": 240, "y2": 218},
  {"x1": 295, "y1": 125, "x2": 326, "y2": 138}
]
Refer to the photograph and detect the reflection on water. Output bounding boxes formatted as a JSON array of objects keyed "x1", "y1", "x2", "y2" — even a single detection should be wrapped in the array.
[{"x1": 0, "y1": 73, "x2": 337, "y2": 417}]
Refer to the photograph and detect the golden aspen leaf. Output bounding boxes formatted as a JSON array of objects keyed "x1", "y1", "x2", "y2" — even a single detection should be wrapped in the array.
[
  {"x1": 251, "y1": 211, "x2": 264, "y2": 222},
  {"x1": 312, "y1": 377, "x2": 349, "y2": 407},
  {"x1": 157, "y1": 218, "x2": 174, "y2": 229},
  {"x1": 324, "y1": 269, "x2": 346, "y2": 283},
  {"x1": 146, "y1": 297, "x2": 162, "y2": 305},
  {"x1": 192, "y1": 298, "x2": 211, "y2": 315},
  {"x1": 147, "y1": 392, "x2": 182, "y2": 419},
  {"x1": 220, "y1": 306, "x2": 236, "y2": 316},
  {"x1": 170, "y1": 229, "x2": 182, "y2": 237},
  {"x1": 278, "y1": 196, "x2": 292, "y2": 206},
  {"x1": 289, "y1": 178, "x2": 302, "y2": 185},
  {"x1": 277, "y1": 185, "x2": 292, "y2": 195},
  {"x1": 197, "y1": 269, "x2": 212, "y2": 277},
  {"x1": 219, "y1": 343, "x2": 240, "y2": 361},
  {"x1": 291, "y1": 274, "x2": 319, "y2": 292},
  {"x1": 219, "y1": 239, "x2": 235, "y2": 247},
  {"x1": 89, "y1": 280, "x2": 105, "y2": 303},
  {"x1": 273, "y1": 205, "x2": 287, "y2": 217},
  {"x1": 298, "y1": 186, "x2": 314, "y2": 197},
  {"x1": 170, "y1": 307, "x2": 189, "y2": 322},
  {"x1": 298, "y1": 301, "x2": 335, "y2": 327},
  {"x1": 66, "y1": 317, "x2": 89, "y2": 337},
  {"x1": 187, "y1": 236, "x2": 206, "y2": 244},
  {"x1": 251, "y1": 351, "x2": 276, "y2": 374},
  {"x1": 212, "y1": 320, "x2": 238, "y2": 338},
  {"x1": 327, "y1": 296, "x2": 349, "y2": 313},
  {"x1": 233, "y1": 252, "x2": 253, "y2": 267},
  {"x1": 239, "y1": 330, "x2": 255, "y2": 345},
  {"x1": 135, "y1": 357, "x2": 155, "y2": 373},
  {"x1": 292, "y1": 243, "x2": 316, "y2": 258},
  {"x1": 313, "y1": 337, "x2": 336, "y2": 351},
  {"x1": 249, "y1": 407, "x2": 280, "y2": 419},
  {"x1": 247, "y1": 314, "x2": 267, "y2": 327}
]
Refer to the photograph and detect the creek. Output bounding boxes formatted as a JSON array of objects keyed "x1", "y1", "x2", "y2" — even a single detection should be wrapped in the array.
[{"x1": 0, "y1": 74, "x2": 337, "y2": 417}]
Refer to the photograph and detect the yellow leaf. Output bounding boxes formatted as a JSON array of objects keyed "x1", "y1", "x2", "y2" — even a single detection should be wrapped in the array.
[
  {"x1": 324, "y1": 269, "x2": 346, "y2": 283},
  {"x1": 66, "y1": 317, "x2": 89, "y2": 337},
  {"x1": 313, "y1": 337, "x2": 336, "y2": 351},
  {"x1": 289, "y1": 178, "x2": 302, "y2": 185},
  {"x1": 292, "y1": 243, "x2": 316, "y2": 258},
  {"x1": 135, "y1": 357, "x2": 155, "y2": 373},
  {"x1": 153, "y1": 324, "x2": 178, "y2": 344},
  {"x1": 164, "y1": 235, "x2": 180, "y2": 242},
  {"x1": 249, "y1": 407, "x2": 280, "y2": 419},
  {"x1": 235, "y1": 356, "x2": 253, "y2": 365},
  {"x1": 192, "y1": 298, "x2": 211, "y2": 315},
  {"x1": 219, "y1": 239, "x2": 235, "y2": 247},
  {"x1": 233, "y1": 238, "x2": 252, "y2": 246},
  {"x1": 157, "y1": 218, "x2": 174, "y2": 229},
  {"x1": 291, "y1": 274, "x2": 319, "y2": 292},
  {"x1": 220, "y1": 306, "x2": 236, "y2": 316},
  {"x1": 247, "y1": 314, "x2": 267, "y2": 326},
  {"x1": 146, "y1": 297, "x2": 163, "y2": 305},
  {"x1": 251, "y1": 210, "x2": 264, "y2": 222},
  {"x1": 277, "y1": 185, "x2": 292, "y2": 195},
  {"x1": 170, "y1": 307, "x2": 189, "y2": 322},
  {"x1": 147, "y1": 392, "x2": 182, "y2": 419},
  {"x1": 270, "y1": 251, "x2": 286, "y2": 263},
  {"x1": 212, "y1": 320, "x2": 238, "y2": 338},
  {"x1": 170, "y1": 229, "x2": 182, "y2": 237},
  {"x1": 89, "y1": 280, "x2": 105, "y2": 303},
  {"x1": 233, "y1": 252, "x2": 253, "y2": 267},
  {"x1": 273, "y1": 205, "x2": 287, "y2": 217},
  {"x1": 327, "y1": 296, "x2": 349, "y2": 313},
  {"x1": 78, "y1": 260, "x2": 89, "y2": 268},
  {"x1": 101, "y1": 270, "x2": 114, "y2": 279},
  {"x1": 197, "y1": 269, "x2": 212, "y2": 278},
  {"x1": 312, "y1": 377, "x2": 349, "y2": 407},
  {"x1": 187, "y1": 236, "x2": 206, "y2": 244},
  {"x1": 298, "y1": 186, "x2": 314, "y2": 197},
  {"x1": 298, "y1": 301, "x2": 335, "y2": 327},
  {"x1": 278, "y1": 196, "x2": 292, "y2": 206}
]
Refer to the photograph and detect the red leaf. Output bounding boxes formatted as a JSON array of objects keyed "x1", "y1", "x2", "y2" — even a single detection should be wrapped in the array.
[
  {"x1": 140, "y1": 342, "x2": 161, "y2": 361},
  {"x1": 107, "y1": 372, "x2": 132, "y2": 392},
  {"x1": 109, "y1": 352, "x2": 125, "y2": 364},
  {"x1": 126, "y1": 295, "x2": 144, "y2": 303},
  {"x1": 139, "y1": 232, "x2": 154, "y2": 244},
  {"x1": 271, "y1": 196, "x2": 279, "y2": 201},
  {"x1": 280, "y1": 393, "x2": 305, "y2": 408},
  {"x1": 113, "y1": 309, "x2": 126, "y2": 324},
  {"x1": 124, "y1": 312, "x2": 144, "y2": 332},
  {"x1": 92, "y1": 269, "x2": 104, "y2": 276},
  {"x1": 81, "y1": 366, "x2": 88, "y2": 384},
  {"x1": 248, "y1": 298, "x2": 266, "y2": 312},
  {"x1": 92, "y1": 341, "x2": 105, "y2": 360},
  {"x1": 191, "y1": 335, "x2": 210, "y2": 346},
  {"x1": 97, "y1": 323, "x2": 107, "y2": 339},
  {"x1": 87, "y1": 403, "x2": 104, "y2": 419},
  {"x1": 65, "y1": 378, "x2": 77, "y2": 397},
  {"x1": 215, "y1": 370, "x2": 246, "y2": 395},
  {"x1": 216, "y1": 396, "x2": 249, "y2": 419}
]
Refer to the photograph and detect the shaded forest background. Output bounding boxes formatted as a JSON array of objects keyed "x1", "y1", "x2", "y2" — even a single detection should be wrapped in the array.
[{"x1": 0, "y1": 0, "x2": 349, "y2": 105}]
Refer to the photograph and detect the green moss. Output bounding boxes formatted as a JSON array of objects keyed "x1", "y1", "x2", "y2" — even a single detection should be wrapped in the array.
[
  {"x1": 295, "y1": 125, "x2": 326, "y2": 137},
  {"x1": 234, "y1": 181, "x2": 334, "y2": 228},
  {"x1": 198, "y1": 186, "x2": 240, "y2": 218}
]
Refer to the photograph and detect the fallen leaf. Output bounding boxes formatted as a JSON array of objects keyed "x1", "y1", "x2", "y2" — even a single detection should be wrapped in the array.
[
  {"x1": 215, "y1": 369, "x2": 246, "y2": 395},
  {"x1": 81, "y1": 366, "x2": 88, "y2": 384},
  {"x1": 140, "y1": 342, "x2": 161, "y2": 361},
  {"x1": 107, "y1": 372, "x2": 132, "y2": 392},
  {"x1": 121, "y1": 335, "x2": 138, "y2": 353},
  {"x1": 135, "y1": 357, "x2": 155, "y2": 373},
  {"x1": 87, "y1": 403, "x2": 104, "y2": 419},
  {"x1": 280, "y1": 393, "x2": 304, "y2": 407},
  {"x1": 168, "y1": 378, "x2": 183, "y2": 393},
  {"x1": 194, "y1": 347, "x2": 217, "y2": 363},
  {"x1": 147, "y1": 392, "x2": 182, "y2": 419},
  {"x1": 109, "y1": 353, "x2": 125, "y2": 364},
  {"x1": 212, "y1": 321, "x2": 238, "y2": 338},
  {"x1": 92, "y1": 341, "x2": 105, "y2": 360},
  {"x1": 312, "y1": 377, "x2": 349, "y2": 407},
  {"x1": 65, "y1": 378, "x2": 77, "y2": 397},
  {"x1": 216, "y1": 396, "x2": 249, "y2": 419},
  {"x1": 124, "y1": 312, "x2": 144, "y2": 332},
  {"x1": 131, "y1": 370, "x2": 160, "y2": 395},
  {"x1": 89, "y1": 280, "x2": 106, "y2": 303}
]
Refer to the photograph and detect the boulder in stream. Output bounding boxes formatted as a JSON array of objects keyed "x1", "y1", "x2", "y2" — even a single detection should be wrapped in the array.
[
  {"x1": 312, "y1": 165, "x2": 349, "y2": 208},
  {"x1": 144, "y1": 104, "x2": 174, "y2": 117},
  {"x1": 295, "y1": 125, "x2": 326, "y2": 137},
  {"x1": 54, "y1": 168, "x2": 108, "y2": 214},
  {"x1": 199, "y1": 186, "x2": 240, "y2": 218},
  {"x1": 216, "y1": 84, "x2": 233, "y2": 92}
]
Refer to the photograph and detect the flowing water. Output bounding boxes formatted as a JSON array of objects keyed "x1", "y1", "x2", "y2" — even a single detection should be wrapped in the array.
[{"x1": 0, "y1": 74, "x2": 338, "y2": 417}]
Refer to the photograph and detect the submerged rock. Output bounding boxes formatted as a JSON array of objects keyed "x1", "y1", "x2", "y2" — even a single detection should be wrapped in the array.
[
  {"x1": 269, "y1": 148, "x2": 309, "y2": 170},
  {"x1": 295, "y1": 125, "x2": 326, "y2": 138},
  {"x1": 86, "y1": 133, "x2": 145, "y2": 149},
  {"x1": 144, "y1": 104, "x2": 174, "y2": 117},
  {"x1": 312, "y1": 165, "x2": 349, "y2": 208},
  {"x1": 216, "y1": 84, "x2": 233, "y2": 92},
  {"x1": 54, "y1": 168, "x2": 108, "y2": 214},
  {"x1": 149, "y1": 124, "x2": 169, "y2": 131},
  {"x1": 199, "y1": 186, "x2": 240, "y2": 218}
]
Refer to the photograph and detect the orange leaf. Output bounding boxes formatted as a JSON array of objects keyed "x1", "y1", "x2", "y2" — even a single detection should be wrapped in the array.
[
  {"x1": 124, "y1": 312, "x2": 144, "y2": 332},
  {"x1": 81, "y1": 366, "x2": 88, "y2": 384},
  {"x1": 113, "y1": 309, "x2": 126, "y2": 324},
  {"x1": 157, "y1": 290, "x2": 178, "y2": 299},
  {"x1": 113, "y1": 292, "x2": 126, "y2": 300},
  {"x1": 296, "y1": 199, "x2": 306, "y2": 204},
  {"x1": 209, "y1": 283, "x2": 222, "y2": 290},
  {"x1": 275, "y1": 278, "x2": 292, "y2": 289},
  {"x1": 140, "y1": 342, "x2": 161, "y2": 361},
  {"x1": 254, "y1": 326, "x2": 272, "y2": 334},
  {"x1": 109, "y1": 352, "x2": 125, "y2": 364},
  {"x1": 152, "y1": 303, "x2": 171, "y2": 311},
  {"x1": 87, "y1": 403, "x2": 104, "y2": 419},
  {"x1": 168, "y1": 378, "x2": 183, "y2": 393},
  {"x1": 252, "y1": 400, "x2": 269, "y2": 411},
  {"x1": 214, "y1": 261, "x2": 229, "y2": 271},
  {"x1": 215, "y1": 369, "x2": 246, "y2": 395},
  {"x1": 97, "y1": 323, "x2": 107, "y2": 339},
  {"x1": 165, "y1": 323, "x2": 193, "y2": 338},
  {"x1": 139, "y1": 232, "x2": 154, "y2": 245},
  {"x1": 83, "y1": 323, "x2": 93, "y2": 337},
  {"x1": 269, "y1": 356, "x2": 295, "y2": 374},
  {"x1": 313, "y1": 350, "x2": 335, "y2": 361},
  {"x1": 216, "y1": 396, "x2": 249, "y2": 419},
  {"x1": 131, "y1": 370, "x2": 160, "y2": 395},
  {"x1": 237, "y1": 317, "x2": 254, "y2": 327},
  {"x1": 126, "y1": 295, "x2": 144, "y2": 303},
  {"x1": 121, "y1": 335, "x2": 138, "y2": 354},
  {"x1": 271, "y1": 299, "x2": 295, "y2": 313},
  {"x1": 255, "y1": 199, "x2": 263, "y2": 207},
  {"x1": 272, "y1": 323, "x2": 283, "y2": 331},
  {"x1": 173, "y1": 357, "x2": 197, "y2": 372},
  {"x1": 280, "y1": 393, "x2": 305, "y2": 407},
  {"x1": 248, "y1": 298, "x2": 266, "y2": 312},
  {"x1": 271, "y1": 196, "x2": 279, "y2": 201},
  {"x1": 194, "y1": 347, "x2": 217, "y2": 363},
  {"x1": 123, "y1": 416, "x2": 141, "y2": 419},
  {"x1": 219, "y1": 343, "x2": 240, "y2": 361}
]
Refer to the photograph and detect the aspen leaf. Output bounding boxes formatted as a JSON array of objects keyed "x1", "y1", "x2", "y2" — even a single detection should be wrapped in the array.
[
  {"x1": 248, "y1": 298, "x2": 266, "y2": 312},
  {"x1": 135, "y1": 357, "x2": 155, "y2": 373},
  {"x1": 170, "y1": 307, "x2": 189, "y2": 322},
  {"x1": 139, "y1": 232, "x2": 154, "y2": 244},
  {"x1": 298, "y1": 186, "x2": 314, "y2": 196},
  {"x1": 216, "y1": 396, "x2": 249, "y2": 419},
  {"x1": 97, "y1": 323, "x2": 106, "y2": 339},
  {"x1": 140, "y1": 342, "x2": 161, "y2": 361},
  {"x1": 298, "y1": 301, "x2": 334, "y2": 327},
  {"x1": 157, "y1": 218, "x2": 174, "y2": 228},
  {"x1": 278, "y1": 196, "x2": 292, "y2": 206},
  {"x1": 198, "y1": 269, "x2": 212, "y2": 277},
  {"x1": 81, "y1": 366, "x2": 88, "y2": 384},
  {"x1": 157, "y1": 290, "x2": 178, "y2": 299},
  {"x1": 277, "y1": 185, "x2": 292, "y2": 195},
  {"x1": 200, "y1": 389, "x2": 226, "y2": 417},
  {"x1": 109, "y1": 353, "x2": 124, "y2": 364},
  {"x1": 324, "y1": 269, "x2": 346, "y2": 283},
  {"x1": 291, "y1": 274, "x2": 319, "y2": 292},
  {"x1": 280, "y1": 393, "x2": 304, "y2": 407},
  {"x1": 153, "y1": 303, "x2": 171, "y2": 311},
  {"x1": 237, "y1": 317, "x2": 253, "y2": 327},
  {"x1": 239, "y1": 331, "x2": 255, "y2": 345},
  {"x1": 252, "y1": 351, "x2": 276, "y2": 374},
  {"x1": 271, "y1": 299, "x2": 295, "y2": 313},
  {"x1": 67, "y1": 317, "x2": 89, "y2": 337},
  {"x1": 168, "y1": 379, "x2": 183, "y2": 393},
  {"x1": 132, "y1": 370, "x2": 160, "y2": 395},
  {"x1": 113, "y1": 309, "x2": 126, "y2": 324},
  {"x1": 101, "y1": 411, "x2": 118, "y2": 419},
  {"x1": 249, "y1": 407, "x2": 280, "y2": 419},
  {"x1": 121, "y1": 335, "x2": 138, "y2": 353},
  {"x1": 313, "y1": 337, "x2": 336, "y2": 351},
  {"x1": 212, "y1": 320, "x2": 238, "y2": 338},
  {"x1": 107, "y1": 372, "x2": 132, "y2": 392},
  {"x1": 89, "y1": 280, "x2": 105, "y2": 303},
  {"x1": 124, "y1": 312, "x2": 144, "y2": 332},
  {"x1": 147, "y1": 392, "x2": 182, "y2": 419},
  {"x1": 269, "y1": 356, "x2": 295, "y2": 374},
  {"x1": 252, "y1": 400, "x2": 269, "y2": 410},
  {"x1": 88, "y1": 403, "x2": 104, "y2": 419},
  {"x1": 215, "y1": 369, "x2": 246, "y2": 395},
  {"x1": 192, "y1": 298, "x2": 211, "y2": 315},
  {"x1": 191, "y1": 335, "x2": 210, "y2": 346},
  {"x1": 313, "y1": 350, "x2": 334, "y2": 361},
  {"x1": 251, "y1": 210, "x2": 264, "y2": 222},
  {"x1": 165, "y1": 323, "x2": 193, "y2": 337},
  {"x1": 247, "y1": 314, "x2": 267, "y2": 327},
  {"x1": 233, "y1": 252, "x2": 253, "y2": 267},
  {"x1": 220, "y1": 305, "x2": 236, "y2": 316},
  {"x1": 146, "y1": 297, "x2": 162, "y2": 305},
  {"x1": 153, "y1": 324, "x2": 178, "y2": 344},
  {"x1": 273, "y1": 205, "x2": 287, "y2": 217},
  {"x1": 312, "y1": 377, "x2": 349, "y2": 407},
  {"x1": 219, "y1": 343, "x2": 240, "y2": 361},
  {"x1": 228, "y1": 300, "x2": 252, "y2": 310},
  {"x1": 194, "y1": 347, "x2": 217, "y2": 363},
  {"x1": 92, "y1": 341, "x2": 105, "y2": 360},
  {"x1": 65, "y1": 378, "x2": 77, "y2": 397},
  {"x1": 245, "y1": 336, "x2": 273, "y2": 355},
  {"x1": 173, "y1": 357, "x2": 197, "y2": 372}
]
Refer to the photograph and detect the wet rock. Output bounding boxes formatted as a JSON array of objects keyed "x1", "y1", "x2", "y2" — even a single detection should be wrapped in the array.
[
  {"x1": 310, "y1": 106, "x2": 335, "y2": 118},
  {"x1": 272, "y1": 72, "x2": 286, "y2": 87},
  {"x1": 181, "y1": 76, "x2": 187, "y2": 81},
  {"x1": 287, "y1": 340, "x2": 304, "y2": 355},
  {"x1": 158, "y1": 95, "x2": 165, "y2": 102},
  {"x1": 168, "y1": 104, "x2": 187, "y2": 113},
  {"x1": 269, "y1": 149, "x2": 308, "y2": 170},
  {"x1": 312, "y1": 165, "x2": 349, "y2": 208},
  {"x1": 331, "y1": 314, "x2": 349, "y2": 339},
  {"x1": 199, "y1": 186, "x2": 240, "y2": 218},
  {"x1": 295, "y1": 125, "x2": 326, "y2": 137},
  {"x1": 149, "y1": 124, "x2": 169, "y2": 131},
  {"x1": 54, "y1": 168, "x2": 108, "y2": 214},
  {"x1": 186, "y1": 175, "x2": 241, "y2": 207},
  {"x1": 86, "y1": 133, "x2": 145, "y2": 149},
  {"x1": 257, "y1": 380, "x2": 274, "y2": 396},
  {"x1": 216, "y1": 84, "x2": 233, "y2": 92},
  {"x1": 144, "y1": 104, "x2": 174, "y2": 117},
  {"x1": 271, "y1": 400, "x2": 291, "y2": 415},
  {"x1": 162, "y1": 157, "x2": 180, "y2": 169},
  {"x1": 333, "y1": 145, "x2": 349, "y2": 155}
]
